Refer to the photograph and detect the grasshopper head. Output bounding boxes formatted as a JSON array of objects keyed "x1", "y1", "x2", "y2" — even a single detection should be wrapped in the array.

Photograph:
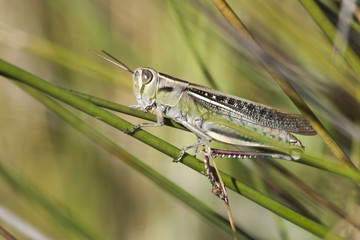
[
  {"x1": 88, "y1": 51, "x2": 158, "y2": 110},
  {"x1": 133, "y1": 67, "x2": 158, "y2": 110}
]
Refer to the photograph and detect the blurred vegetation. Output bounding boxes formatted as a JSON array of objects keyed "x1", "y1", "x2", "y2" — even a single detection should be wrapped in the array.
[{"x1": 0, "y1": 0, "x2": 360, "y2": 239}]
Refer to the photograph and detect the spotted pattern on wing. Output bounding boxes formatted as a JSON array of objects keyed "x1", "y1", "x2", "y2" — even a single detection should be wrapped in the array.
[{"x1": 186, "y1": 86, "x2": 316, "y2": 135}]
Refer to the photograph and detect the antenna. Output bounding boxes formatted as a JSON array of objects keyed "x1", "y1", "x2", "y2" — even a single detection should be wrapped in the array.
[{"x1": 89, "y1": 50, "x2": 134, "y2": 74}]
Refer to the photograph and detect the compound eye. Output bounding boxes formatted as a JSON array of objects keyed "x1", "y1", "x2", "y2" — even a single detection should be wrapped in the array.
[{"x1": 142, "y1": 69, "x2": 153, "y2": 84}]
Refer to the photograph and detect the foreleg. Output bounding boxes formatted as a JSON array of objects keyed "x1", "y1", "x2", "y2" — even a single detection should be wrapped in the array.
[{"x1": 125, "y1": 107, "x2": 164, "y2": 134}]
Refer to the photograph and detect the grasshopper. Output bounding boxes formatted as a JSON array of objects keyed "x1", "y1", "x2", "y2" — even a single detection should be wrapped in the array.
[{"x1": 92, "y1": 51, "x2": 316, "y2": 162}]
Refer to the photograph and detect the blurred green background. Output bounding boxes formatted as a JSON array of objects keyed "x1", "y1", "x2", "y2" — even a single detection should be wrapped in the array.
[{"x1": 0, "y1": 0, "x2": 359, "y2": 239}]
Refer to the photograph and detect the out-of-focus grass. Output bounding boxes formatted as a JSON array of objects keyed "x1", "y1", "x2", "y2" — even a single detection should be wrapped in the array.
[
  {"x1": 0, "y1": 0, "x2": 359, "y2": 239},
  {"x1": 0, "y1": 58, "x2": 351, "y2": 239}
]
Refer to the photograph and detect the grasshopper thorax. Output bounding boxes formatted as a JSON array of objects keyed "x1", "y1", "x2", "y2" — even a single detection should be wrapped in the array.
[{"x1": 133, "y1": 67, "x2": 158, "y2": 110}]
